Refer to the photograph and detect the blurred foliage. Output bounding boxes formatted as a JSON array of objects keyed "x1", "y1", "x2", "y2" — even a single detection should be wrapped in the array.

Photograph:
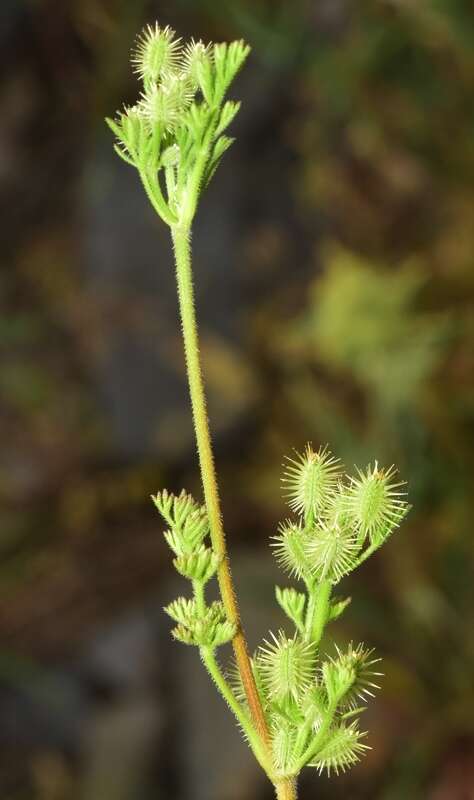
[
  {"x1": 1, "y1": 0, "x2": 474, "y2": 799},
  {"x1": 302, "y1": 250, "x2": 446, "y2": 409}
]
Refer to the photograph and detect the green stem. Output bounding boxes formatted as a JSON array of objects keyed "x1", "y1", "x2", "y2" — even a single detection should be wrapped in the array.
[
  {"x1": 303, "y1": 584, "x2": 317, "y2": 641},
  {"x1": 293, "y1": 716, "x2": 313, "y2": 762},
  {"x1": 305, "y1": 579, "x2": 332, "y2": 645},
  {"x1": 354, "y1": 541, "x2": 379, "y2": 570},
  {"x1": 294, "y1": 702, "x2": 337, "y2": 774},
  {"x1": 165, "y1": 165, "x2": 177, "y2": 211},
  {"x1": 170, "y1": 224, "x2": 271, "y2": 754},
  {"x1": 275, "y1": 778, "x2": 297, "y2": 800},
  {"x1": 192, "y1": 585, "x2": 269, "y2": 771},
  {"x1": 192, "y1": 580, "x2": 206, "y2": 615},
  {"x1": 200, "y1": 647, "x2": 270, "y2": 775}
]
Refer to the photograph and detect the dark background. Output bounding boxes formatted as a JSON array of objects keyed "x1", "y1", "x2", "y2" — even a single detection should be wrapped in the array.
[{"x1": 1, "y1": 1, "x2": 474, "y2": 798}]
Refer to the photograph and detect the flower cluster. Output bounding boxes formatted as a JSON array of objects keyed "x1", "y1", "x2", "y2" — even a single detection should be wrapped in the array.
[
  {"x1": 153, "y1": 489, "x2": 235, "y2": 649},
  {"x1": 106, "y1": 24, "x2": 249, "y2": 227}
]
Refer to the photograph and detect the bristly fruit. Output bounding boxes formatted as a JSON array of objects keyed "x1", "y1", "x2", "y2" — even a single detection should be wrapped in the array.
[
  {"x1": 282, "y1": 445, "x2": 342, "y2": 522},
  {"x1": 131, "y1": 23, "x2": 182, "y2": 84},
  {"x1": 304, "y1": 518, "x2": 360, "y2": 583},
  {"x1": 258, "y1": 631, "x2": 316, "y2": 703},
  {"x1": 344, "y1": 462, "x2": 409, "y2": 546},
  {"x1": 309, "y1": 722, "x2": 370, "y2": 775},
  {"x1": 179, "y1": 39, "x2": 212, "y2": 86},
  {"x1": 271, "y1": 520, "x2": 310, "y2": 580},
  {"x1": 330, "y1": 642, "x2": 382, "y2": 709}
]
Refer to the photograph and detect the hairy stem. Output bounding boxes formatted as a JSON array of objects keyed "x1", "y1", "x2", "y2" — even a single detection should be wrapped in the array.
[
  {"x1": 171, "y1": 224, "x2": 271, "y2": 756},
  {"x1": 275, "y1": 778, "x2": 298, "y2": 800},
  {"x1": 304, "y1": 584, "x2": 318, "y2": 641},
  {"x1": 192, "y1": 580, "x2": 206, "y2": 615},
  {"x1": 354, "y1": 540, "x2": 380, "y2": 570},
  {"x1": 200, "y1": 647, "x2": 269, "y2": 773},
  {"x1": 310, "y1": 579, "x2": 332, "y2": 645},
  {"x1": 295, "y1": 702, "x2": 337, "y2": 773},
  {"x1": 192, "y1": 585, "x2": 268, "y2": 769}
]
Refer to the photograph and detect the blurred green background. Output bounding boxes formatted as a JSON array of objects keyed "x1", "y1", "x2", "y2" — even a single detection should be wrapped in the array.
[{"x1": 1, "y1": 1, "x2": 474, "y2": 798}]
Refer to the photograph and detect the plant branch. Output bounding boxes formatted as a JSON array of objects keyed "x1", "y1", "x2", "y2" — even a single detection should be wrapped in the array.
[
  {"x1": 294, "y1": 702, "x2": 337, "y2": 774},
  {"x1": 354, "y1": 541, "x2": 380, "y2": 570},
  {"x1": 303, "y1": 583, "x2": 317, "y2": 642},
  {"x1": 192, "y1": 579, "x2": 206, "y2": 615},
  {"x1": 200, "y1": 646, "x2": 270, "y2": 774}
]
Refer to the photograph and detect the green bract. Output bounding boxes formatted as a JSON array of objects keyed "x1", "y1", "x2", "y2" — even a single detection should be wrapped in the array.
[{"x1": 108, "y1": 23, "x2": 410, "y2": 800}]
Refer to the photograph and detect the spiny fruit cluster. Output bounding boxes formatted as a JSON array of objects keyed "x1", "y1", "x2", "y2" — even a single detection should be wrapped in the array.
[
  {"x1": 154, "y1": 444, "x2": 409, "y2": 778},
  {"x1": 243, "y1": 635, "x2": 379, "y2": 776},
  {"x1": 274, "y1": 445, "x2": 408, "y2": 585},
  {"x1": 107, "y1": 23, "x2": 249, "y2": 227}
]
